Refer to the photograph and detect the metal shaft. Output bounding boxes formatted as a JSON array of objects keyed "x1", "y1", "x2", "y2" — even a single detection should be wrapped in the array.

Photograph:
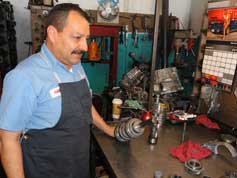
[{"x1": 148, "y1": 0, "x2": 161, "y2": 110}]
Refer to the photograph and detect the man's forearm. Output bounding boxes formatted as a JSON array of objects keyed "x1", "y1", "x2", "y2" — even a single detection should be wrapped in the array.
[
  {"x1": 0, "y1": 131, "x2": 25, "y2": 178},
  {"x1": 91, "y1": 105, "x2": 115, "y2": 137}
]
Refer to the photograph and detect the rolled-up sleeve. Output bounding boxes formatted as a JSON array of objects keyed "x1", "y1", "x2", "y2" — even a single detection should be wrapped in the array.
[{"x1": 0, "y1": 70, "x2": 36, "y2": 131}]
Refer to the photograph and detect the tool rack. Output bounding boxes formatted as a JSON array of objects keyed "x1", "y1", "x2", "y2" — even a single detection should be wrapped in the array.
[{"x1": 0, "y1": 0, "x2": 18, "y2": 96}]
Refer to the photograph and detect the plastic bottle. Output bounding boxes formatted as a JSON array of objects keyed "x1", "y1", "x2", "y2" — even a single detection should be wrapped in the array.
[{"x1": 88, "y1": 38, "x2": 99, "y2": 61}]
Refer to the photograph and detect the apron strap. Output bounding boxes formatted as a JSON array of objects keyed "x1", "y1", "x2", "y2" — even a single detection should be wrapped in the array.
[
  {"x1": 38, "y1": 53, "x2": 62, "y2": 83},
  {"x1": 38, "y1": 52, "x2": 85, "y2": 83}
]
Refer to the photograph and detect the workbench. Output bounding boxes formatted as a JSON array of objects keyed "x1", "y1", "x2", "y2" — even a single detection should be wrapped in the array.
[{"x1": 92, "y1": 122, "x2": 237, "y2": 178}]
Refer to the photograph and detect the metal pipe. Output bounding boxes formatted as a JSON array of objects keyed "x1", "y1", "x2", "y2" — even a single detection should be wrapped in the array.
[
  {"x1": 148, "y1": 0, "x2": 161, "y2": 110},
  {"x1": 181, "y1": 122, "x2": 187, "y2": 143},
  {"x1": 162, "y1": 0, "x2": 169, "y2": 68}
]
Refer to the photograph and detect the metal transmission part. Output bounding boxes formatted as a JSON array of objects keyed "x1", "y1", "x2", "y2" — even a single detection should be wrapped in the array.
[
  {"x1": 184, "y1": 159, "x2": 203, "y2": 176},
  {"x1": 114, "y1": 118, "x2": 147, "y2": 142}
]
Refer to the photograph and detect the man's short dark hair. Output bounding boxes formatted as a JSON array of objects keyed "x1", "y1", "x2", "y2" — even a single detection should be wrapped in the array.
[{"x1": 45, "y1": 3, "x2": 90, "y2": 32}]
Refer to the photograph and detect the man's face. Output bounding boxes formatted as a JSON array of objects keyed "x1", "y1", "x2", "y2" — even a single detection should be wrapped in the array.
[{"x1": 52, "y1": 11, "x2": 90, "y2": 69}]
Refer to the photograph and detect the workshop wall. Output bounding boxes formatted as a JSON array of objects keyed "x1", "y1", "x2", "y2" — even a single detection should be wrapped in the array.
[
  {"x1": 54, "y1": 0, "x2": 156, "y2": 14},
  {"x1": 10, "y1": 0, "x2": 192, "y2": 62}
]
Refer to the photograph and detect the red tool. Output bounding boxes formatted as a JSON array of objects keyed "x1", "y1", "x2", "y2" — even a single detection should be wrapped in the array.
[
  {"x1": 187, "y1": 39, "x2": 195, "y2": 56},
  {"x1": 142, "y1": 111, "x2": 152, "y2": 121}
]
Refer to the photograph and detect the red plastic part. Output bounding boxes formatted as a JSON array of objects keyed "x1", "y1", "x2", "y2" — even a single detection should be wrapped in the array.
[{"x1": 142, "y1": 111, "x2": 152, "y2": 121}]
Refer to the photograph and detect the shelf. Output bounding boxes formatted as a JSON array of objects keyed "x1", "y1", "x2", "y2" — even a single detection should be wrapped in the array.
[{"x1": 81, "y1": 59, "x2": 111, "y2": 64}]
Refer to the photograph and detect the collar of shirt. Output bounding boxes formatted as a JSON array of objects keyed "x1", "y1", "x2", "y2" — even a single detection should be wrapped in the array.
[{"x1": 40, "y1": 43, "x2": 80, "y2": 74}]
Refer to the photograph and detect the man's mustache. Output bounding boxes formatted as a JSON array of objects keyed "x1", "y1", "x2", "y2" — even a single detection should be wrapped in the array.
[{"x1": 71, "y1": 50, "x2": 86, "y2": 55}]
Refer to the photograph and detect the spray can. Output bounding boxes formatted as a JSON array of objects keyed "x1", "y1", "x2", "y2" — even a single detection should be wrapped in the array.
[{"x1": 88, "y1": 38, "x2": 99, "y2": 61}]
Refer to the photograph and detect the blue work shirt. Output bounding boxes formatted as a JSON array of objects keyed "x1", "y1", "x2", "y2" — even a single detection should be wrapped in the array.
[{"x1": 0, "y1": 43, "x2": 90, "y2": 133}]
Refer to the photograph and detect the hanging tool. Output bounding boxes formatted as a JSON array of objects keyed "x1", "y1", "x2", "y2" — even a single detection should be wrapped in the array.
[
  {"x1": 101, "y1": 37, "x2": 106, "y2": 59},
  {"x1": 119, "y1": 26, "x2": 124, "y2": 44},
  {"x1": 124, "y1": 25, "x2": 128, "y2": 47},
  {"x1": 184, "y1": 38, "x2": 195, "y2": 57},
  {"x1": 119, "y1": 15, "x2": 130, "y2": 47},
  {"x1": 131, "y1": 15, "x2": 139, "y2": 48},
  {"x1": 173, "y1": 38, "x2": 183, "y2": 64},
  {"x1": 142, "y1": 16, "x2": 149, "y2": 41},
  {"x1": 133, "y1": 29, "x2": 138, "y2": 48}
]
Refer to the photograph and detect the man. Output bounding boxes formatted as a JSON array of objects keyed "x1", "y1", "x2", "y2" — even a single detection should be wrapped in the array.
[{"x1": 0, "y1": 3, "x2": 115, "y2": 178}]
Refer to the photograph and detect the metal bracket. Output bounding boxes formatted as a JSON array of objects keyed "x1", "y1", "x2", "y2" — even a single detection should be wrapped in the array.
[{"x1": 202, "y1": 141, "x2": 237, "y2": 158}]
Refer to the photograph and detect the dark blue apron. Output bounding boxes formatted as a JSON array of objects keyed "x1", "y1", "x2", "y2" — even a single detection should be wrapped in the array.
[{"x1": 21, "y1": 53, "x2": 92, "y2": 178}]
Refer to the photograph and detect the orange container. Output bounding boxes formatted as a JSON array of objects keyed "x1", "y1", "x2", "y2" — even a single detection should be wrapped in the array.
[{"x1": 88, "y1": 39, "x2": 99, "y2": 61}]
